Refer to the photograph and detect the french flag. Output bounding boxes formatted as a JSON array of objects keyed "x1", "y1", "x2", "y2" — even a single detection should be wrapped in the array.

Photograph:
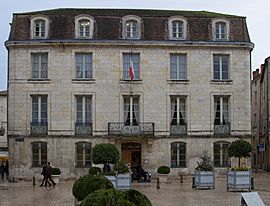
[{"x1": 129, "y1": 57, "x2": 135, "y2": 80}]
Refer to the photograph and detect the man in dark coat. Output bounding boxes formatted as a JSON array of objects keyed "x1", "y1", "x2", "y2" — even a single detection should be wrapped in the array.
[
  {"x1": 4, "y1": 160, "x2": 9, "y2": 180},
  {"x1": 47, "y1": 162, "x2": 56, "y2": 186},
  {"x1": 40, "y1": 164, "x2": 50, "y2": 186},
  {"x1": 0, "y1": 162, "x2": 4, "y2": 181}
]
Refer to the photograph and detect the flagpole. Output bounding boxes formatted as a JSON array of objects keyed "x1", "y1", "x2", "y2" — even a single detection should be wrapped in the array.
[{"x1": 130, "y1": 51, "x2": 133, "y2": 96}]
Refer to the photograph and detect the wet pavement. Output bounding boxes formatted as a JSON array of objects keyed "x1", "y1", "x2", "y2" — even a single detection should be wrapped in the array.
[{"x1": 0, "y1": 171, "x2": 269, "y2": 206}]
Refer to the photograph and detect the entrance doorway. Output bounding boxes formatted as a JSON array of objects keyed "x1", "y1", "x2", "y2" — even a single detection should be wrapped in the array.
[{"x1": 121, "y1": 142, "x2": 142, "y2": 169}]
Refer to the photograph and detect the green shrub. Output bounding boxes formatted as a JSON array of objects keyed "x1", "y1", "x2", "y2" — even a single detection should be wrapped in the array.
[
  {"x1": 52, "y1": 168, "x2": 61, "y2": 175},
  {"x1": 231, "y1": 166, "x2": 249, "y2": 171},
  {"x1": 72, "y1": 175, "x2": 113, "y2": 201},
  {"x1": 88, "y1": 167, "x2": 102, "y2": 175},
  {"x1": 92, "y1": 144, "x2": 120, "y2": 172},
  {"x1": 102, "y1": 171, "x2": 116, "y2": 176},
  {"x1": 157, "y1": 166, "x2": 170, "y2": 174},
  {"x1": 114, "y1": 160, "x2": 129, "y2": 174},
  {"x1": 80, "y1": 189, "x2": 152, "y2": 206}
]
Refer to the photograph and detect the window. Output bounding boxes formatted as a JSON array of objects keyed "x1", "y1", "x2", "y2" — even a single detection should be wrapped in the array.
[
  {"x1": 214, "y1": 142, "x2": 230, "y2": 167},
  {"x1": 171, "y1": 97, "x2": 186, "y2": 125},
  {"x1": 171, "y1": 142, "x2": 186, "y2": 167},
  {"x1": 32, "y1": 53, "x2": 48, "y2": 79},
  {"x1": 76, "y1": 96, "x2": 92, "y2": 124},
  {"x1": 214, "y1": 96, "x2": 229, "y2": 126},
  {"x1": 30, "y1": 17, "x2": 49, "y2": 39},
  {"x1": 32, "y1": 142, "x2": 47, "y2": 167},
  {"x1": 32, "y1": 95, "x2": 47, "y2": 125},
  {"x1": 124, "y1": 96, "x2": 139, "y2": 126},
  {"x1": 212, "y1": 19, "x2": 229, "y2": 41},
  {"x1": 123, "y1": 53, "x2": 140, "y2": 80},
  {"x1": 168, "y1": 17, "x2": 187, "y2": 40},
  {"x1": 75, "y1": 15, "x2": 94, "y2": 39},
  {"x1": 122, "y1": 15, "x2": 141, "y2": 39},
  {"x1": 213, "y1": 55, "x2": 229, "y2": 80},
  {"x1": 75, "y1": 53, "x2": 92, "y2": 79},
  {"x1": 76, "y1": 142, "x2": 92, "y2": 167},
  {"x1": 170, "y1": 54, "x2": 187, "y2": 80}
]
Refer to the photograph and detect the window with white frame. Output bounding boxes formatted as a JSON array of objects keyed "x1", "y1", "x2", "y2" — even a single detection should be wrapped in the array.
[
  {"x1": 212, "y1": 19, "x2": 229, "y2": 41},
  {"x1": 214, "y1": 142, "x2": 230, "y2": 167},
  {"x1": 171, "y1": 142, "x2": 186, "y2": 167},
  {"x1": 214, "y1": 96, "x2": 229, "y2": 125},
  {"x1": 122, "y1": 16, "x2": 141, "y2": 39},
  {"x1": 170, "y1": 54, "x2": 187, "y2": 80},
  {"x1": 124, "y1": 96, "x2": 139, "y2": 126},
  {"x1": 76, "y1": 142, "x2": 92, "y2": 168},
  {"x1": 213, "y1": 55, "x2": 229, "y2": 80},
  {"x1": 75, "y1": 15, "x2": 94, "y2": 39},
  {"x1": 123, "y1": 53, "x2": 140, "y2": 80},
  {"x1": 32, "y1": 142, "x2": 47, "y2": 167},
  {"x1": 171, "y1": 97, "x2": 186, "y2": 125},
  {"x1": 76, "y1": 96, "x2": 92, "y2": 124},
  {"x1": 30, "y1": 17, "x2": 49, "y2": 39},
  {"x1": 75, "y1": 53, "x2": 93, "y2": 79},
  {"x1": 32, "y1": 53, "x2": 48, "y2": 79},
  {"x1": 32, "y1": 95, "x2": 47, "y2": 125},
  {"x1": 168, "y1": 17, "x2": 187, "y2": 40}
]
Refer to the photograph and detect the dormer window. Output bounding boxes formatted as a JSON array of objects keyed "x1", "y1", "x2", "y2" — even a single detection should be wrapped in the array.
[
  {"x1": 168, "y1": 16, "x2": 187, "y2": 40},
  {"x1": 30, "y1": 16, "x2": 49, "y2": 39},
  {"x1": 122, "y1": 15, "x2": 141, "y2": 39},
  {"x1": 75, "y1": 15, "x2": 94, "y2": 39},
  {"x1": 212, "y1": 19, "x2": 230, "y2": 41}
]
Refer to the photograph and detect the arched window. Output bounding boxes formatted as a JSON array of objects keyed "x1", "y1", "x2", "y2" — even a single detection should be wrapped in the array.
[
  {"x1": 168, "y1": 16, "x2": 187, "y2": 40},
  {"x1": 75, "y1": 15, "x2": 94, "y2": 39},
  {"x1": 122, "y1": 15, "x2": 141, "y2": 39},
  {"x1": 171, "y1": 142, "x2": 186, "y2": 167},
  {"x1": 30, "y1": 16, "x2": 49, "y2": 39},
  {"x1": 76, "y1": 142, "x2": 92, "y2": 167},
  {"x1": 213, "y1": 141, "x2": 230, "y2": 167},
  {"x1": 212, "y1": 19, "x2": 230, "y2": 41}
]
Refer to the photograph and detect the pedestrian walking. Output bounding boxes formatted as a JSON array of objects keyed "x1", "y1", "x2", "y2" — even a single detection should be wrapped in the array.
[
  {"x1": 47, "y1": 162, "x2": 56, "y2": 186},
  {"x1": 0, "y1": 162, "x2": 4, "y2": 181},
  {"x1": 4, "y1": 160, "x2": 9, "y2": 180},
  {"x1": 40, "y1": 163, "x2": 50, "y2": 186}
]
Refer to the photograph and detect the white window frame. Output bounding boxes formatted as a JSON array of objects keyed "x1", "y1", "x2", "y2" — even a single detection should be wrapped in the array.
[
  {"x1": 212, "y1": 19, "x2": 230, "y2": 41},
  {"x1": 76, "y1": 95, "x2": 92, "y2": 124},
  {"x1": 170, "y1": 96, "x2": 186, "y2": 125},
  {"x1": 213, "y1": 141, "x2": 230, "y2": 167},
  {"x1": 30, "y1": 16, "x2": 49, "y2": 39},
  {"x1": 123, "y1": 96, "x2": 140, "y2": 126},
  {"x1": 213, "y1": 54, "x2": 230, "y2": 80},
  {"x1": 171, "y1": 142, "x2": 186, "y2": 168},
  {"x1": 31, "y1": 95, "x2": 47, "y2": 124},
  {"x1": 122, "y1": 15, "x2": 141, "y2": 39},
  {"x1": 76, "y1": 142, "x2": 92, "y2": 168},
  {"x1": 75, "y1": 53, "x2": 93, "y2": 79},
  {"x1": 168, "y1": 16, "x2": 187, "y2": 40},
  {"x1": 170, "y1": 53, "x2": 187, "y2": 80},
  {"x1": 75, "y1": 15, "x2": 94, "y2": 39},
  {"x1": 32, "y1": 141, "x2": 47, "y2": 167},
  {"x1": 214, "y1": 96, "x2": 230, "y2": 125},
  {"x1": 31, "y1": 53, "x2": 48, "y2": 79}
]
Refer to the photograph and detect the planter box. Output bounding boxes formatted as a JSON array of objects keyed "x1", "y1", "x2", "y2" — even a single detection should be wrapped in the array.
[
  {"x1": 158, "y1": 174, "x2": 169, "y2": 183},
  {"x1": 105, "y1": 175, "x2": 116, "y2": 188},
  {"x1": 51, "y1": 175, "x2": 60, "y2": 184},
  {"x1": 227, "y1": 170, "x2": 251, "y2": 192},
  {"x1": 116, "y1": 174, "x2": 131, "y2": 190},
  {"x1": 194, "y1": 171, "x2": 215, "y2": 189}
]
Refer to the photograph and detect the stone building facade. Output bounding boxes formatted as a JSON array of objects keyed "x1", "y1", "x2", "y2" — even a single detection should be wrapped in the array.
[
  {"x1": 5, "y1": 9, "x2": 253, "y2": 178},
  {"x1": 251, "y1": 58, "x2": 270, "y2": 171}
]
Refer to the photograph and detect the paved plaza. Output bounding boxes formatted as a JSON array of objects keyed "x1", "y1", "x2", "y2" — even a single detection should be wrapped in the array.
[{"x1": 0, "y1": 171, "x2": 269, "y2": 206}]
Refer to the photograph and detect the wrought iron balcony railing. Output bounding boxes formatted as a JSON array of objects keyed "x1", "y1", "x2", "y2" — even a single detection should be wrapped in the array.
[
  {"x1": 214, "y1": 123, "x2": 230, "y2": 134},
  {"x1": 170, "y1": 124, "x2": 187, "y2": 135},
  {"x1": 75, "y1": 122, "x2": 92, "y2": 135},
  {"x1": 108, "y1": 122, "x2": 154, "y2": 136},
  {"x1": 31, "y1": 122, "x2": 48, "y2": 135}
]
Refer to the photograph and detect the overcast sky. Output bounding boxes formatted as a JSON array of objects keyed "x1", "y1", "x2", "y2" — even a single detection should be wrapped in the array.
[{"x1": 1, "y1": 0, "x2": 269, "y2": 90}]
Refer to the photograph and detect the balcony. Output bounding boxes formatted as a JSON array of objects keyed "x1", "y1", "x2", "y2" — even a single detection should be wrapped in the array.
[
  {"x1": 214, "y1": 123, "x2": 230, "y2": 134},
  {"x1": 108, "y1": 122, "x2": 154, "y2": 136},
  {"x1": 75, "y1": 122, "x2": 92, "y2": 135},
  {"x1": 170, "y1": 124, "x2": 187, "y2": 136},
  {"x1": 31, "y1": 122, "x2": 47, "y2": 135}
]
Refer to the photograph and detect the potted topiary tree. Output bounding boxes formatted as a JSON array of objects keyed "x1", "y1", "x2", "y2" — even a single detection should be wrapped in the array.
[
  {"x1": 227, "y1": 139, "x2": 252, "y2": 191},
  {"x1": 194, "y1": 151, "x2": 215, "y2": 189},
  {"x1": 51, "y1": 167, "x2": 61, "y2": 184},
  {"x1": 92, "y1": 143, "x2": 120, "y2": 187},
  {"x1": 157, "y1": 166, "x2": 170, "y2": 183},
  {"x1": 114, "y1": 160, "x2": 131, "y2": 190}
]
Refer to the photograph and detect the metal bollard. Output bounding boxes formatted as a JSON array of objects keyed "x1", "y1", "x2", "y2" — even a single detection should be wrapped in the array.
[
  {"x1": 33, "y1": 176, "x2": 36, "y2": 186},
  {"x1": 192, "y1": 176, "x2": 195, "y2": 188},
  {"x1": 251, "y1": 177, "x2": 254, "y2": 190},
  {"x1": 180, "y1": 175, "x2": 183, "y2": 183},
  {"x1": 156, "y1": 177, "x2": 160, "y2": 189}
]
